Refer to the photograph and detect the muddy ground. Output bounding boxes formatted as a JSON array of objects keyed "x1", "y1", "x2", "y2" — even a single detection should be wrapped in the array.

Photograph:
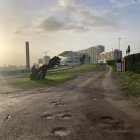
[{"x1": 0, "y1": 65, "x2": 140, "y2": 140}]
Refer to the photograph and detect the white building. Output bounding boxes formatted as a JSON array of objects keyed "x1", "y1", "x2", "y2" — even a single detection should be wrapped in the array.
[
  {"x1": 43, "y1": 55, "x2": 50, "y2": 65},
  {"x1": 78, "y1": 45, "x2": 105, "y2": 63},
  {"x1": 38, "y1": 55, "x2": 50, "y2": 65},
  {"x1": 99, "y1": 49, "x2": 122, "y2": 63},
  {"x1": 59, "y1": 51, "x2": 90, "y2": 66}
]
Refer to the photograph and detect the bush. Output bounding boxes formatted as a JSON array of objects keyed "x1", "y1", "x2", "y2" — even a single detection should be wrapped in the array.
[{"x1": 125, "y1": 53, "x2": 140, "y2": 73}]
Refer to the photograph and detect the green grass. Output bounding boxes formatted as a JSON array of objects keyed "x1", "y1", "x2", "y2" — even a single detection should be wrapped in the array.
[
  {"x1": 112, "y1": 68, "x2": 140, "y2": 106},
  {"x1": 48, "y1": 66, "x2": 72, "y2": 72},
  {"x1": 8, "y1": 64, "x2": 98, "y2": 88},
  {"x1": 47, "y1": 64, "x2": 98, "y2": 75},
  {"x1": 8, "y1": 75, "x2": 75, "y2": 88}
]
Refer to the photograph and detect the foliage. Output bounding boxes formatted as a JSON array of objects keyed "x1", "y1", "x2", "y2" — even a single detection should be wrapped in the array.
[
  {"x1": 107, "y1": 53, "x2": 140, "y2": 73},
  {"x1": 112, "y1": 68, "x2": 140, "y2": 106},
  {"x1": 125, "y1": 53, "x2": 140, "y2": 73},
  {"x1": 30, "y1": 56, "x2": 61, "y2": 80},
  {"x1": 107, "y1": 60, "x2": 116, "y2": 67}
]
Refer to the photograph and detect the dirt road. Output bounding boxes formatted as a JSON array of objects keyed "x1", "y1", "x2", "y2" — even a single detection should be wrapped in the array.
[{"x1": 0, "y1": 65, "x2": 140, "y2": 140}]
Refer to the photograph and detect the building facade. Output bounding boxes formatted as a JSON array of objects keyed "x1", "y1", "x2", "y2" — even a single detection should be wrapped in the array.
[
  {"x1": 59, "y1": 51, "x2": 90, "y2": 66},
  {"x1": 99, "y1": 49, "x2": 122, "y2": 63},
  {"x1": 38, "y1": 55, "x2": 50, "y2": 65},
  {"x1": 78, "y1": 45, "x2": 105, "y2": 63},
  {"x1": 43, "y1": 55, "x2": 50, "y2": 65}
]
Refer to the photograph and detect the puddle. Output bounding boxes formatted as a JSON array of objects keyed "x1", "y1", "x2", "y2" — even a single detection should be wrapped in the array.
[
  {"x1": 98, "y1": 115, "x2": 131, "y2": 133},
  {"x1": 56, "y1": 113, "x2": 63, "y2": 117},
  {"x1": 52, "y1": 127, "x2": 70, "y2": 136},
  {"x1": 100, "y1": 116, "x2": 116, "y2": 122},
  {"x1": 56, "y1": 103, "x2": 64, "y2": 107},
  {"x1": 24, "y1": 114, "x2": 32, "y2": 117},
  {"x1": 51, "y1": 101, "x2": 57, "y2": 105},
  {"x1": 62, "y1": 114, "x2": 72, "y2": 119},
  {"x1": 42, "y1": 114, "x2": 54, "y2": 119},
  {"x1": 4, "y1": 115, "x2": 11, "y2": 121}
]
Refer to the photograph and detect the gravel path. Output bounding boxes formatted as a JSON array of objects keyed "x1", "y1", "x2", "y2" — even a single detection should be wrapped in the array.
[{"x1": 0, "y1": 65, "x2": 140, "y2": 140}]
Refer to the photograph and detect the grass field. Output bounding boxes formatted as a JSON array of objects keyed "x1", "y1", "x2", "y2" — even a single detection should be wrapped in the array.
[
  {"x1": 8, "y1": 64, "x2": 98, "y2": 88},
  {"x1": 112, "y1": 68, "x2": 140, "y2": 106}
]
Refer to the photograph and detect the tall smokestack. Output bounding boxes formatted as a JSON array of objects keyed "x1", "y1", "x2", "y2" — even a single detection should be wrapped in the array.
[{"x1": 25, "y1": 41, "x2": 30, "y2": 69}]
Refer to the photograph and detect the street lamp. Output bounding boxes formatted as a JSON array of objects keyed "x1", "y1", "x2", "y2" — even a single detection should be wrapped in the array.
[{"x1": 118, "y1": 38, "x2": 121, "y2": 59}]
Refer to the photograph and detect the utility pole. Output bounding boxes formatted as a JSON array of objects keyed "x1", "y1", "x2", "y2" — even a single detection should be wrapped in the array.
[{"x1": 118, "y1": 38, "x2": 121, "y2": 59}]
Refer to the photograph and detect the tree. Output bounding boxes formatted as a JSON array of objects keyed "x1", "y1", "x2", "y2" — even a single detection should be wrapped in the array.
[{"x1": 30, "y1": 56, "x2": 61, "y2": 80}]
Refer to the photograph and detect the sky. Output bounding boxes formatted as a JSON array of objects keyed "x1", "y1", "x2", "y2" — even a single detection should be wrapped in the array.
[{"x1": 0, "y1": 0, "x2": 140, "y2": 66}]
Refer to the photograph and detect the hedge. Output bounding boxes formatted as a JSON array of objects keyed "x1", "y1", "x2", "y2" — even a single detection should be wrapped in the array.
[{"x1": 125, "y1": 53, "x2": 140, "y2": 73}]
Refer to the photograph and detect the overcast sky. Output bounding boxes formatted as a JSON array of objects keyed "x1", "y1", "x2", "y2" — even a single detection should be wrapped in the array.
[{"x1": 0, "y1": 0, "x2": 140, "y2": 66}]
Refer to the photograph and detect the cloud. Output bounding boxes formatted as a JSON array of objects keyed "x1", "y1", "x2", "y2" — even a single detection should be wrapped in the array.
[
  {"x1": 58, "y1": 0, "x2": 74, "y2": 7},
  {"x1": 59, "y1": 0, "x2": 69, "y2": 6},
  {"x1": 38, "y1": 16, "x2": 65, "y2": 31},
  {"x1": 14, "y1": 0, "x2": 122, "y2": 34},
  {"x1": 18, "y1": 0, "x2": 123, "y2": 34},
  {"x1": 110, "y1": 0, "x2": 140, "y2": 8},
  {"x1": 13, "y1": 28, "x2": 22, "y2": 35},
  {"x1": 35, "y1": 16, "x2": 88, "y2": 33},
  {"x1": 78, "y1": 10, "x2": 121, "y2": 28},
  {"x1": 13, "y1": 24, "x2": 35, "y2": 35}
]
